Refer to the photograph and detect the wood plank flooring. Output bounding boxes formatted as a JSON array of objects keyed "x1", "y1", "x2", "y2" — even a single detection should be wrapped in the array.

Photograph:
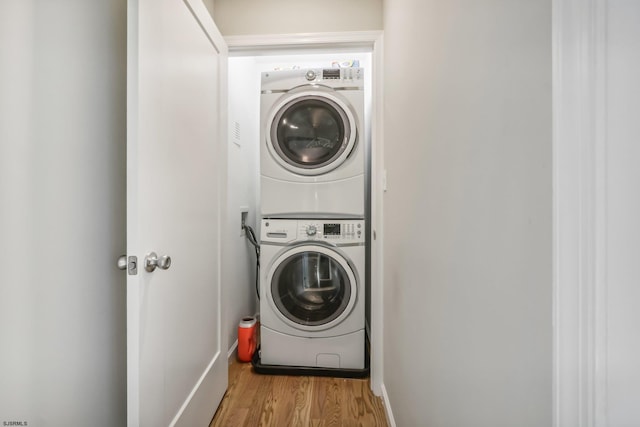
[{"x1": 210, "y1": 360, "x2": 388, "y2": 427}]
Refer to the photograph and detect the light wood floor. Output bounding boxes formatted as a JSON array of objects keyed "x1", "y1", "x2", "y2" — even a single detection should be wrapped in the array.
[{"x1": 210, "y1": 360, "x2": 388, "y2": 427}]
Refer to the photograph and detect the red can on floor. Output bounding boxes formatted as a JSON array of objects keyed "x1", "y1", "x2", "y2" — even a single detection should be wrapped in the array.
[{"x1": 237, "y1": 316, "x2": 257, "y2": 362}]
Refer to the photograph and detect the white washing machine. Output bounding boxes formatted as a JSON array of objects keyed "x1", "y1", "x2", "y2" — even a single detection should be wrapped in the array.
[
  {"x1": 260, "y1": 68, "x2": 365, "y2": 218},
  {"x1": 259, "y1": 218, "x2": 365, "y2": 369}
]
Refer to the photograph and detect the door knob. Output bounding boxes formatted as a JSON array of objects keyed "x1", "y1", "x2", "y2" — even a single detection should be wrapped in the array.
[
  {"x1": 117, "y1": 254, "x2": 138, "y2": 275},
  {"x1": 145, "y1": 252, "x2": 172, "y2": 272},
  {"x1": 117, "y1": 255, "x2": 127, "y2": 270}
]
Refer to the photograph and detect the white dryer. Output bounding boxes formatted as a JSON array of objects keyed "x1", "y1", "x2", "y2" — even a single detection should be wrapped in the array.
[
  {"x1": 259, "y1": 218, "x2": 365, "y2": 369},
  {"x1": 260, "y1": 68, "x2": 365, "y2": 218}
]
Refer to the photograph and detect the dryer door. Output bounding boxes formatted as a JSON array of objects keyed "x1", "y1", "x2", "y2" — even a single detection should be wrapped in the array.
[
  {"x1": 266, "y1": 90, "x2": 358, "y2": 176},
  {"x1": 267, "y1": 245, "x2": 357, "y2": 331}
]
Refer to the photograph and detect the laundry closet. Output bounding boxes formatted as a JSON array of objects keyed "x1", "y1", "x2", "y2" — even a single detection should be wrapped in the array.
[{"x1": 224, "y1": 50, "x2": 374, "y2": 373}]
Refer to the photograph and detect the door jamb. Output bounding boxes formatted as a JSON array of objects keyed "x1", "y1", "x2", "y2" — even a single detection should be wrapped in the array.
[{"x1": 552, "y1": 0, "x2": 607, "y2": 425}]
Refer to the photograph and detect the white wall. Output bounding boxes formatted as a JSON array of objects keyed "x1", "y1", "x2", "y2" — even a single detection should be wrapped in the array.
[
  {"x1": 213, "y1": 0, "x2": 382, "y2": 35},
  {"x1": 0, "y1": 1, "x2": 127, "y2": 425},
  {"x1": 605, "y1": 1, "x2": 640, "y2": 424},
  {"x1": 382, "y1": 1, "x2": 551, "y2": 426},
  {"x1": 225, "y1": 56, "x2": 261, "y2": 352}
]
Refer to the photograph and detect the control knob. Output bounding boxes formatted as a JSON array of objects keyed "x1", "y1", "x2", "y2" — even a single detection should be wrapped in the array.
[
  {"x1": 305, "y1": 70, "x2": 317, "y2": 81},
  {"x1": 306, "y1": 225, "x2": 317, "y2": 236}
]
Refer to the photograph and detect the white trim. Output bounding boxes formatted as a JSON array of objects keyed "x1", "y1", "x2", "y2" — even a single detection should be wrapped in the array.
[
  {"x1": 227, "y1": 339, "x2": 238, "y2": 361},
  {"x1": 169, "y1": 351, "x2": 224, "y2": 427},
  {"x1": 226, "y1": 30, "x2": 385, "y2": 397},
  {"x1": 592, "y1": 2, "x2": 608, "y2": 425},
  {"x1": 126, "y1": 1, "x2": 140, "y2": 424},
  {"x1": 183, "y1": 0, "x2": 227, "y2": 54},
  {"x1": 225, "y1": 31, "x2": 384, "y2": 54},
  {"x1": 380, "y1": 383, "x2": 397, "y2": 427},
  {"x1": 368, "y1": 32, "x2": 384, "y2": 398},
  {"x1": 552, "y1": 0, "x2": 608, "y2": 426}
]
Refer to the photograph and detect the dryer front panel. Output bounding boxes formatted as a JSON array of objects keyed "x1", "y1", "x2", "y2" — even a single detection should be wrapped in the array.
[
  {"x1": 267, "y1": 245, "x2": 357, "y2": 331},
  {"x1": 266, "y1": 91, "x2": 358, "y2": 176}
]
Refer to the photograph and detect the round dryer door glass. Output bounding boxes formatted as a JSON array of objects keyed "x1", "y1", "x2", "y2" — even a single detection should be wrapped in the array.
[
  {"x1": 271, "y1": 250, "x2": 352, "y2": 326},
  {"x1": 271, "y1": 96, "x2": 352, "y2": 170}
]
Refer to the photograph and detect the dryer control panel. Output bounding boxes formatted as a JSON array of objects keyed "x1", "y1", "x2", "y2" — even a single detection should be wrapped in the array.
[
  {"x1": 261, "y1": 219, "x2": 365, "y2": 244},
  {"x1": 261, "y1": 68, "x2": 364, "y2": 92}
]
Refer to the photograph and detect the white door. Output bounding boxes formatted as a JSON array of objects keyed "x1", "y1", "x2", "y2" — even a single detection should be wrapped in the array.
[{"x1": 127, "y1": 1, "x2": 228, "y2": 426}]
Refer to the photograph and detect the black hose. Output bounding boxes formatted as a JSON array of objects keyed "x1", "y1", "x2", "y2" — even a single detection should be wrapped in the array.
[{"x1": 243, "y1": 224, "x2": 260, "y2": 299}]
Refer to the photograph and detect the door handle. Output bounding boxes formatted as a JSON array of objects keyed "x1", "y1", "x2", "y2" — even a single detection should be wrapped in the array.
[
  {"x1": 117, "y1": 255, "x2": 127, "y2": 270},
  {"x1": 145, "y1": 252, "x2": 172, "y2": 272},
  {"x1": 117, "y1": 254, "x2": 138, "y2": 275}
]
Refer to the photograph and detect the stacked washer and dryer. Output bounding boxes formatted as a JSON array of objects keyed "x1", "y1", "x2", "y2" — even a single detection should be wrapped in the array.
[{"x1": 258, "y1": 67, "x2": 367, "y2": 371}]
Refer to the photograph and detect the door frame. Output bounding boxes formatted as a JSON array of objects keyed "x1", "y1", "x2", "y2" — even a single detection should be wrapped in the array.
[
  {"x1": 552, "y1": 0, "x2": 607, "y2": 425},
  {"x1": 225, "y1": 30, "x2": 384, "y2": 396}
]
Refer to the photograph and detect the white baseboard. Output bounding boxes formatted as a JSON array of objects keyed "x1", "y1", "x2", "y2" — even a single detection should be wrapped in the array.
[
  {"x1": 227, "y1": 339, "x2": 238, "y2": 361},
  {"x1": 380, "y1": 383, "x2": 397, "y2": 427}
]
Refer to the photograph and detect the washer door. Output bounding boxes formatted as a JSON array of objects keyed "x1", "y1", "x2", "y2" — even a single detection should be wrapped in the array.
[
  {"x1": 266, "y1": 90, "x2": 358, "y2": 176},
  {"x1": 267, "y1": 245, "x2": 357, "y2": 331}
]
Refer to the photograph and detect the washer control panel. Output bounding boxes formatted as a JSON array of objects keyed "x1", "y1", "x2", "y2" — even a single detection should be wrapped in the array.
[
  {"x1": 300, "y1": 220, "x2": 364, "y2": 242},
  {"x1": 304, "y1": 67, "x2": 362, "y2": 82},
  {"x1": 306, "y1": 224, "x2": 318, "y2": 236},
  {"x1": 262, "y1": 219, "x2": 364, "y2": 244}
]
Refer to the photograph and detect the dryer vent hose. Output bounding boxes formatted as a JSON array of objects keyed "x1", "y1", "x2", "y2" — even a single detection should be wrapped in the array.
[{"x1": 243, "y1": 224, "x2": 260, "y2": 299}]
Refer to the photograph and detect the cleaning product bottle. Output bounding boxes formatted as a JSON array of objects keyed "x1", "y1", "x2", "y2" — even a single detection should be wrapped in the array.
[{"x1": 237, "y1": 316, "x2": 257, "y2": 362}]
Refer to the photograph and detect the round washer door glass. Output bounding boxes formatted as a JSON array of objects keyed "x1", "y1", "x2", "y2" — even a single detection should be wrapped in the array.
[
  {"x1": 271, "y1": 96, "x2": 353, "y2": 170},
  {"x1": 271, "y1": 250, "x2": 353, "y2": 327}
]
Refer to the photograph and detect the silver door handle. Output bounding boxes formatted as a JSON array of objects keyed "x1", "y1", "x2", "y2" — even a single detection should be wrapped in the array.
[
  {"x1": 117, "y1": 255, "x2": 127, "y2": 270},
  {"x1": 145, "y1": 252, "x2": 171, "y2": 272},
  {"x1": 117, "y1": 255, "x2": 138, "y2": 275}
]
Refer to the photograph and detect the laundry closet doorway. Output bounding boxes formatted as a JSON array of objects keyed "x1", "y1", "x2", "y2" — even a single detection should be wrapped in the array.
[{"x1": 221, "y1": 32, "x2": 384, "y2": 395}]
